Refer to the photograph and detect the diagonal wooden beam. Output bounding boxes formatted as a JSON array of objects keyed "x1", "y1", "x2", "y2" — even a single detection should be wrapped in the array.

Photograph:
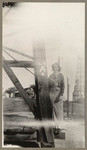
[
  {"x1": 3, "y1": 61, "x2": 34, "y2": 113},
  {"x1": 3, "y1": 60, "x2": 34, "y2": 68}
]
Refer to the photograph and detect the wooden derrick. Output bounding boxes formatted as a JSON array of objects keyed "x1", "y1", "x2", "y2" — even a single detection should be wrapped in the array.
[{"x1": 3, "y1": 41, "x2": 54, "y2": 147}]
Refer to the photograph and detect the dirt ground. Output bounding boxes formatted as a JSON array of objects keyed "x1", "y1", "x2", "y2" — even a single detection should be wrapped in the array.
[
  {"x1": 3, "y1": 119, "x2": 85, "y2": 148},
  {"x1": 3, "y1": 97, "x2": 85, "y2": 148},
  {"x1": 55, "y1": 119, "x2": 85, "y2": 148}
]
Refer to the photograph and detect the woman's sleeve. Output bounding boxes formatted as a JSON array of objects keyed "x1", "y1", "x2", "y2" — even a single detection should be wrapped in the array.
[
  {"x1": 60, "y1": 74, "x2": 65, "y2": 96},
  {"x1": 48, "y1": 75, "x2": 55, "y2": 91}
]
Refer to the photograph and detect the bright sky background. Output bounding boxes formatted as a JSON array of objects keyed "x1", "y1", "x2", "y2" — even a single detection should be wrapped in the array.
[{"x1": 2, "y1": 3, "x2": 85, "y2": 100}]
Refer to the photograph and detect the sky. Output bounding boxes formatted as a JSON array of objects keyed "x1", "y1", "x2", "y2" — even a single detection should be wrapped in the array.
[{"x1": 2, "y1": 3, "x2": 85, "y2": 100}]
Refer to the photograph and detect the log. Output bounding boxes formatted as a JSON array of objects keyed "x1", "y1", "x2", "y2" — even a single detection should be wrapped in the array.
[
  {"x1": 4, "y1": 127, "x2": 37, "y2": 135},
  {"x1": 4, "y1": 140, "x2": 40, "y2": 147}
]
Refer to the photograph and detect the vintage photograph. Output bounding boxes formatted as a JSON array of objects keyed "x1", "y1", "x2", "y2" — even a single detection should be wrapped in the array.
[{"x1": 2, "y1": 2, "x2": 85, "y2": 148}]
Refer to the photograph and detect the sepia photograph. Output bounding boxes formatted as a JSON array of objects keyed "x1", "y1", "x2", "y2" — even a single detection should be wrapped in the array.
[{"x1": 2, "y1": 2, "x2": 85, "y2": 148}]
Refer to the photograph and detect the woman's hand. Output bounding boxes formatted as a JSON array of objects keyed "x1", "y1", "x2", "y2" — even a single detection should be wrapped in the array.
[
  {"x1": 59, "y1": 95, "x2": 63, "y2": 101},
  {"x1": 54, "y1": 95, "x2": 63, "y2": 103},
  {"x1": 54, "y1": 96, "x2": 60, "y2": 103}
]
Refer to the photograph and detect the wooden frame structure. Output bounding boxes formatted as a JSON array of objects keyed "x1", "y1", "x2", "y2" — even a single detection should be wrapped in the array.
[{"x1": 3, "y1": 42, "x2": 54, "y2": 147}]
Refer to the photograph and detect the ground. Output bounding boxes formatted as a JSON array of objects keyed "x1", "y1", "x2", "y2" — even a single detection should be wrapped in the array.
[
  {"x1": 3, "y1": 119, "x2": 85, "y2": 148},
  {"x1": 3, "y1": 97, "x2": 85, "y2": 148},
  {"x1": 55, "y1": 119, "x2": 85, "y2": 148}
]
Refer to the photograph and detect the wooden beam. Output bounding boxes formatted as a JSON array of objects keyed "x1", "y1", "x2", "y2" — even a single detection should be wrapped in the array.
[
  {"x1": 4, "y1": 127, "x2": 37, "y2": 135},
  {"x1": 3, "y1": 60, "x2": 34, "y2": 68},
  {"x1": 3, "y1": 61, "x2": 34, "y2": 113}
]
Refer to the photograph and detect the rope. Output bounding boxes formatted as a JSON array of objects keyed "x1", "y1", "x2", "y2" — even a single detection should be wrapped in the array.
[
  {"x1": 3, "y1": 49, "x2": 16, "y2": 60},
  {"x1": 3, "y1": 46, "x2": 34, "y2": 60},
  {"x1": 24, "y1": 67, "x2": 35, "y2": 76}
]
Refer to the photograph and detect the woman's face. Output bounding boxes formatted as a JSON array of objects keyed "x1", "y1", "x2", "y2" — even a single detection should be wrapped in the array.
[{"x1": 53, "y1": 66, "x2": 58, "y2": 73}]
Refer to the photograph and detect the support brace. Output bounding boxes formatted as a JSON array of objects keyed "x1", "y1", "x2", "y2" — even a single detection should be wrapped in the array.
[{"x1": 3, "y1": 61, "x2": 34, "y2": 113}]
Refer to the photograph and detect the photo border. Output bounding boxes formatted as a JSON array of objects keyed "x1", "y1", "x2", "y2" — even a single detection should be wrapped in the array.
[{"x1": 0, "y1": 0, "x2": 86, "y2": 150}]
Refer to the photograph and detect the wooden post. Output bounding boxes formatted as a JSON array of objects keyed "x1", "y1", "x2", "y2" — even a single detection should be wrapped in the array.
[{"x1": 33, "y1": 40, "x2": 54, "y2": 147}]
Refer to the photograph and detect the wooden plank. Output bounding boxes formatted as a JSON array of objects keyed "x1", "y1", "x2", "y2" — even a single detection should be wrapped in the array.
[
  {"x1": 33, "y1": 40, "x2": 54, "y2": 147},
  {"x1": 3, "y1": 61, "x2": 34, "y2": 113},
  {"x1": 3, "y1": 60, "x2": 34, "y2": 68}
]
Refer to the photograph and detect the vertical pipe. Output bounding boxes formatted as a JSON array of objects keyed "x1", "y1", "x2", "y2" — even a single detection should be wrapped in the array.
[
  {"x1": 72, "y1": 98, "x2": 73, "y2": 117},
  {"x1": 67, "y1": 77, "x2": 69, "y2": 118}
]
